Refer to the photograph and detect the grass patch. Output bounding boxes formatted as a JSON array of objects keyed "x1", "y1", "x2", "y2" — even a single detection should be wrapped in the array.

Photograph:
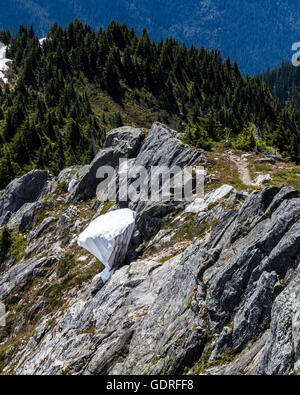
[
  {"x1": 43, "y1": 259, "x2": 103, "y2": 315},
  {"x1": 55, "y1": 181, "x2": 67, "y2": 193},
  {"x1": 34, "y1": 201, "x2": 54, "y2": 228},
  {"x1": 159, "y1": 251, "x2": 181, "y2": 264},
  {"x1": 189, "y1": 348, "x2": 238, "y2": 375},
  {"x1": 144, "y1": 214, "x2": 219, "y2": 259},
  {"x1": 270, "y1": 167, "x2": 300, "y2": 190},
  {"x1": 170, "y1": 217, "x2": 215, "y2": 243},
  {"x1": 87, "y1": 80, "x2": 182, "y2": 133},
  {"x1": 248, "y1": 156, "x2": 300, "y2": 190},
  {"x1": 9, "y1": 229, "x2": 27, "y2": 262},
  {"x1": 78, "y1": 325, "x2": 95, "y2": 336},
  {"x1": 100, "y1": 200, "x2": 116, "y2": 216},
  {"x1": 57, "y1": 256, "x2": 77, "y2": 278},
  {"x1": 206, "y1": 155, "x2": 253, "y2": 192}
]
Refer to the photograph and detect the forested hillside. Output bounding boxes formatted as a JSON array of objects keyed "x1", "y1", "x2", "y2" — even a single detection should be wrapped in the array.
[
  {"x1": 0, "y1": 20, "x2": 299, "y2": 190},
  {"x1": 262, "y1": 62, "x2": 300, "y2": 107},
  {"x1": 1, "y1": 1, "x2": 300, "y2": 73}
]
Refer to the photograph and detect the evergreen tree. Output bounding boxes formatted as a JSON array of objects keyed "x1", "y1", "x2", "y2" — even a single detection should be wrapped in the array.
[
  {"x1": 182, "y1": 124, "x2": 213, "y2": 151},
  {"x1": 0, "y1": 226, "x2": 12, "y2": 259},
  {"x1": 0, "y1": 20, "x2": 299, "y2": 190},
  {"x1": 103, "y1": 50, "x2": 121, "y2": 97}
]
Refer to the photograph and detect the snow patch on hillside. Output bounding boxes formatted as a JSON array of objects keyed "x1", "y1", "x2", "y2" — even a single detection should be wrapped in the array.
[
  {"x1": 0, "y1": 43, "x2": 11, "y2": 84},
  {"x1": 78, "y1": 209, "x2": 136, "y2": 283},
  {"x1": 39, "y1": 37, "x2": 47, "y2": 46}
]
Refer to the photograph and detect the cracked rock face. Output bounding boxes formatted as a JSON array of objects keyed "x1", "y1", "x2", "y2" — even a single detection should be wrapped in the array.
[
  {"x1": 1, "y1": 185, "x2": 298, "y2": 376},
  {"x1": 103, "y1": 126, "x2": 145, "y2": 158},
  {"x1": 0, "y1": 123, "x2": 300, "y2": 376},
  {"x1": 133, "y1": 122, "x2": 205, "y2": 170},
  {"x1": 259, "y1": 269, "x2": 300, "y2": 374},
  {"x1": 0, "y1": 170, "x2": 51, "y2": 226},
  {"x1": 67, "y1": 126, "x2": 146, "y2": 203}
]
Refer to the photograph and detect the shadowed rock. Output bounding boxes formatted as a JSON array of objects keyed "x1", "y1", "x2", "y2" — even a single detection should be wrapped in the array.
[{"x1": 0, "y1": 170, "x2": 51, "y2": 226}]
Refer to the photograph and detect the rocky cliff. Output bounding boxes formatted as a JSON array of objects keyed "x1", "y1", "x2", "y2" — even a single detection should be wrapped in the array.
[{"x1": 0, "y1": 122, "x2": 299, "y2": 375}]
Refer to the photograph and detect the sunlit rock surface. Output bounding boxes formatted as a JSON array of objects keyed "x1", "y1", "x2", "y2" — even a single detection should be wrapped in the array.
[
  {"x1": 255, "y1": 174, "x2": 273, "y2": 186},
  {"x1": 1, "y1": 123, "x2": 300, "y2": 376},
  {"x1": 185, "y1": 184, "x2": 237, "y2": 214}
]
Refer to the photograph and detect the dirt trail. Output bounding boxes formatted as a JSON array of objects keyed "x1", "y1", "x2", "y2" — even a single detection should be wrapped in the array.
[{"x1": 229, "y1": 153, "x2": 256, "y2": 186}]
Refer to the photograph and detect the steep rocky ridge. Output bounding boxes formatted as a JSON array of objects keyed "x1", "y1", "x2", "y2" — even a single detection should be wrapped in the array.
[{"x1": 0, "y1": 123, "x2": 299, "y2": 375}]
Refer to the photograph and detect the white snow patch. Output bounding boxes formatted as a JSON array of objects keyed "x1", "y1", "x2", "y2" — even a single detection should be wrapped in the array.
[
  {"x1": 0, "y1": 43, "x2": 11, "y2": 83},
  {"x1": 185, "y1": 184, "x2": 236, "y2": 214},
  {"x1": 39, "y1": 37, "x2": 47, "y2": 46},
  {"x1": 78, "y1": 209, "x2": 136, "y2": 283}
]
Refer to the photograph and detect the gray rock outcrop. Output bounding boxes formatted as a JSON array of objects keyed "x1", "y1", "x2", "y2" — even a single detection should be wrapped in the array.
[
  {"x1": 1, "y1": 185, "x2": 298, "y2": 376},
  {"x1": 133, "y1": 122, "x2": 205, "y2": 169},
  {"x1": 0, "y1": 170, "x2": 51, "y2": 226},
  {"x1": 103, "y1": 126, "x2": 145, "y2": 158},
  {"x1": 0, "y1": 123, "x2": 299, "y2": 377},
  {"x1": 66, "y1": 148, "x2": 124, "y2": 202},
  {"x1": 125, "y1": 122, "x2": 206, "y2": 252},
  {"x1": 66, "y1": 126, "x2": 145, "y2": 203}
]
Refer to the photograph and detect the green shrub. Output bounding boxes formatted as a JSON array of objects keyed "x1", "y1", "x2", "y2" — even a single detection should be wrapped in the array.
[
  {"x1": 55, "y1": 181, "x2": 67, "y2": 193},
  {"x1": 233, "y1": 126, "x2": 256, "y2": 151},
  {"x1": 100, "y1": 200, "x2": 116, "y2": 216},
  {"x1": 9, "y1": 233, "x2": 27, "y2": 262},
  {"x1": 182, "y1": 124, "x2": 213, "y2": 151}
]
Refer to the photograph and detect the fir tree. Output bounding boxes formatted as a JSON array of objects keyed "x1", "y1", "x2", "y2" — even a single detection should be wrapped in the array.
[{"x1": 0, "y1": 226, "x2": 12, "y2": 259}]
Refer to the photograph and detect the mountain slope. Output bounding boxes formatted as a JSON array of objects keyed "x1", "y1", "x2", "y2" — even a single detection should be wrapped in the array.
[
  {"x1": 1, "y1": 1, "x2": 300, "y2": 73},
  {"x1": 0, "y1": 20, "x2": 299, "y2": 191},
  {"x1": 262, "y1": 61, "x2": 300, "y2": 107},
  {"x1": 0, "y1": 20, "x2": 300, "y2": 192},
  {"x1": 0, "y1": 123, "x2": 299, "y2": 375}
]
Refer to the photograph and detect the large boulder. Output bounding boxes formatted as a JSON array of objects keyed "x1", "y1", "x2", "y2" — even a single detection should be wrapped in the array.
[
  {"x1": 66, "y1": 127, "x2": 145, "y2": 203},
  {"x1": 66, "y1": 148, "x2": 124, "y2": 202},
  {"x1": 0, "y1": 170, "x2": 51, "y2": 226},
  {"x1": 133, "y1": 122, "x2": 205, "y2": 170},
  {"x1": 103, "y1": 123, "x2": 205, "y2": 255},
  {"x1": 67, "y1": 122, "x2": 205, "y2": 205},
  {"x1": 6, "y1": 201, "x2": 46, "y2": 233},
  {"x1": 124, "y1": 122, "x2": 205, "y2": 213},
  {"x1": 104, "y1": 126, "x2": 145, "y2": 158},
  {"x1": 78, "y1": 209, "x2": 136, "y2": 283},
  {"x1": 123, "y1": 122, "x2": 206, "y2": 251}
]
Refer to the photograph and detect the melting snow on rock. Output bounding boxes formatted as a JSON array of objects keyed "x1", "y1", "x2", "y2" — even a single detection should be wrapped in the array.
[{"x1": 78, "y1": 208, "x2": 136, "y2": 283}]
